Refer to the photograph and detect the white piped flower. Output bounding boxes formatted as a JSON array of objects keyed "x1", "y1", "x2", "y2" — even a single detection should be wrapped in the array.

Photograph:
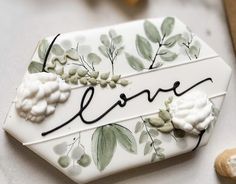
[
  {"x1": 15, "y1": 72, "x2": 71, "y2": 123},
  {"x1": 169, "y1": 91, "x2": 214, "y2": 135}
]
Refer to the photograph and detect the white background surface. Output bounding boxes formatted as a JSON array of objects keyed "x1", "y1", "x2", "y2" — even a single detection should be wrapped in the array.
[{"x1": 0, "y1": 0, "x2": 236, "y2": 184}]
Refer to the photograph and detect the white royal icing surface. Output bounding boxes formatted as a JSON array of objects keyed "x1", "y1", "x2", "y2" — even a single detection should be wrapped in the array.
[
  {"x1": 15, "y1": 72, "x2": 71, "y2": 122},
  {"x1": 169, "y1": 91, "x2": 214, "y2": 135}
]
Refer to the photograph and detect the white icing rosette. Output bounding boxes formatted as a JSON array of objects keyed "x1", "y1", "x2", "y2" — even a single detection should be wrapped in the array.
[
  {"x1": 169, "y1": 91, "x2": 214, "y2": 135},
  {"x1": 15, "y1": 72, "x2": 71, "y2": 122}
]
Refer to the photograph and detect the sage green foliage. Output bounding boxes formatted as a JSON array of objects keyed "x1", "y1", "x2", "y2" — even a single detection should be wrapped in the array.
[
  {"x1": 28, "y1": 61, "x2": 43, "y2": 73},
  {"x1": 177, "y1": 29, "x2": 201, "y2": 60},
  {"x1": 54, "y1": 136, "x2": 92, "y2": 174},
  {"x1": 98, "y1": 29, "x2": 124, "y2": 75},
  {"x1": 125, "y1": 52, "x2": 145, "y2": 71},
  {"x1": 63, "y1": 68, "x2": 129, "y2": 88},
  {"x1": 126, "y1": 17, "x2": 181, "y2": 71},
  {"x1": 135, "y1": 117, "x2": 164, "y2": 162},
  {"x1": 136, "y1": 35, "x2": 153, "y2": 61},
  {"x1": 28, "y1": 33, "x2": 129, "y2": 89},
  {"x1": 58, "y1": 155, "x2": 71, "y2": 168},
  {"x1": 173, "y1": 129, "x2": 186, "y2": 138},
  {"x1": 78, "y1": 154, "x2": 92, "y2": 167},
  {"x1": 28, "y1": 39, "x2": 49, "y2": 73},
  {"x1": 91, "y1": 124, "x2": 137, "y2": 171},
  {"x1": 126, "y1": 17, "x2": 201, "y2": 71}
]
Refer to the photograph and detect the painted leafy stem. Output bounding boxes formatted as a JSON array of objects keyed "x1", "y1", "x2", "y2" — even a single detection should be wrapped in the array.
[
  {"x1": 28, "y1": 38, "x2": 128, "y2": 88},
  {"x1": 98, "y1": 29, "x2": 124, "y2": 75},
  {"x1": 126, "y1": 17, "x2": 201, "y2": 72},
  {"x1": 135, "y1": 117, "x2": 165, "y2": 162},
  {"x1": 178, "y1": 28, "x2": 201, "y2": 60},
  {"x1": 134, "y1": 97, "x2": 187, "y2": 162},
  {"x1": 53, "y1": 133, "x2": 91, "y2": 176},
  {"x1": 126, "y1": 17, "x2": 180, "y2": 71},
  {"x1": 91, "y1": 124, "x2": 137, "y2": 171}
]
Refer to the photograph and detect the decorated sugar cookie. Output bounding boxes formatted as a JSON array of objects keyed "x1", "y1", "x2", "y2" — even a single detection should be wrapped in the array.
[{"x1": 3, "y1": 17, "x2": 231, "y2": 183}]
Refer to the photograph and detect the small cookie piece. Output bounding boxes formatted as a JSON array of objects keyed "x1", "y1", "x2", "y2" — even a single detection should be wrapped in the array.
[{"x1": 215, "y1": 148, "x2": 236, "y2": 180}]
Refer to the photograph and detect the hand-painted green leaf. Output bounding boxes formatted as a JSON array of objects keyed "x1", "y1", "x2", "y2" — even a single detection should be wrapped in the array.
[
  {"x1": 53, "y1": 142, "x2": 67, "y2": 155},
  {"x1": 98, "y1": 45, "x2": 108, "y2": 58},
  {"x1": 159, "y1": 49, "x2": 177, "y2": 61},
  {"x1": 58, "y1": 155, "x2": 71, "y2": 168},
  {"x1": 28, "y1": 61, "x2": 43, "y2": 73},
  {"x1": 164, "y1": 34, "x2": 181, "y2": 48},
  {"x1": 173, "y1": 129, "x2": 185, "y2": 138},
  {"x1": 100, "y1": 34, "x2": 110, "y2": 47},
  {"x1": 149, "y1": 129, "x2": 159, "y2": 137},
  {"x1": 125, "y1": 52, "x2": 145, "y2": 71},
  {"x1": 136, "y1": 35, "x2": 153, "y2": 61},
  {"x1": 51, "y1": 44, "x2": 64, "y2": 56},
  {"x1": 87, "y1": 53, "x2": 102, "y2": 65},
  {"x1": 77, "y1": 154, "x2": 91, "y2": 167},
  {"x1": 144, "y1": 20, "x2": 161, "y2": 43},
  {"x1": 78, "y1": 45, "x2": 91, "y2": 56},
  {"x1": 38, "y1": 39, "x2": 49, "y2": 60},
  {"x1": 112, "y1": 35, "x2": 122, "y2": 45},
  {"x1": 189, "y1": 41, "x2": 201, "y2": 59},
  {"x1": 71, "y1": 146, "x2": 85, "y2": 160},
  {"x1": 177, "y1": 32, "x2": 189, "y2": 46},
  {"x1": 157, "y1": 152, "x2": 165, "y2": 160},
  {"x1": 151, "y1": 153, "x2": 158, "y2": 162},
  {"x1": 61, "y1": 39, "x2": 72, "y2": 50},
  {"x1": 116, "y1": 46, "x2": 124, "y2": 55},
  {"x1": 135, "y1": 121, "x2": 144, "y2": 133},
  {"x1": 112, "y1": 124, "x2": 137, "y2": 154},
  {"x1": 68, "y1": 165, "x2": 81, "y2": 176},
  {"x1": 66, "y1": 48, "x2": 79, "y2": 60},
  {"x1": 109, "y1": 29, "x2": 117, "y2": 39},
  {"x1": 189, "y1": 46, "x2": 199, "y2": 59},
  {"x1": 153, "y1": 139, "x2": 162, "y2": 147},
  {"x1": 161, "y1": 17, "x2": 175, "y2": 37},
  {"x1": 157, "y1": 147, "x2": 165, "y2": 153},
  {"x1": 144, "y1": 141, "x2": 152, "y2": 155},
  {"x1": 91, "y1": 126, "x2": 117, "y2": 171},
  {"x1": 139, "y1": 130, "x2": 148, "y2": 144}
]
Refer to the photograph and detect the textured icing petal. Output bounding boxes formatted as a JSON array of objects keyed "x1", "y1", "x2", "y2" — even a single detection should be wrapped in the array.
[
  {"x1": 47, "y1": 91, "x2": 60, "y2": 104},
  {"x1": 21, "y1": 99, "x2": 33, "y2": 112},
  {"x1": 169, "y1": 90, "x2": 213, "y2": 135},
  {"x1": 46, "y1": 105, "x2": 56, "y2": 115},
  {"x1": 59, "y1": 81, "x2": 71, "y2": 92},
  {"x1": 59, "y1": 92, "x2": 70, "y2": 103},
  {"x1": 31, "y1": 100, "x2": 47, "y2": 115}
]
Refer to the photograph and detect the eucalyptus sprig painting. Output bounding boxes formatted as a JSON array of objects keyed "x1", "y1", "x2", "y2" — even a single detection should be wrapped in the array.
[{"x1": 53, "y1": 133, "x2": 91, "y2": 177}]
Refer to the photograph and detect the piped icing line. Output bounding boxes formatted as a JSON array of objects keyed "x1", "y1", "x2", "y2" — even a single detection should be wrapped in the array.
[{"x1": 22, "y1": 91, "x2": 226, "y2": 146}]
